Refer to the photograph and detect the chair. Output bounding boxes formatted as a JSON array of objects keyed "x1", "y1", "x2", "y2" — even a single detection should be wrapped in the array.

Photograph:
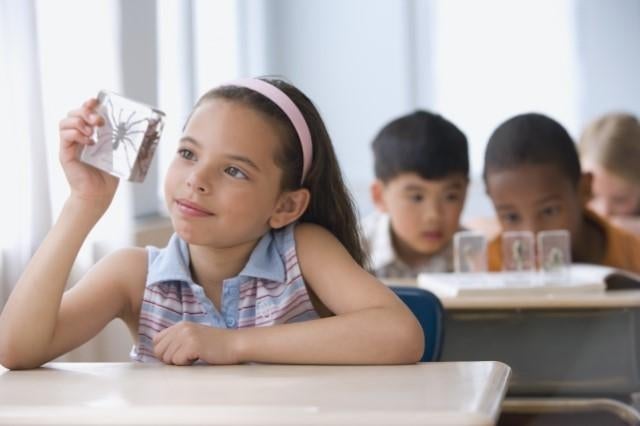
[{"x1": 390, "y1": 286, "x2": 444, "y2": 362}]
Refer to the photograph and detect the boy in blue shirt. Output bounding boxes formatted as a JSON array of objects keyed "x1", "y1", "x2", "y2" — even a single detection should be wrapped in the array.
[{"x1": 362, "y1": 110, "x2": 469, "y2": 278}]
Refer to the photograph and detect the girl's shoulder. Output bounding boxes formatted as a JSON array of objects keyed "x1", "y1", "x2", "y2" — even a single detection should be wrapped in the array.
[
  {"x1": 292, "y1": 221, "x2": 331, "y2": 239},
  {"x1": 293, "y1": 222, "x2": 343, "y2": 259},
  {"x1": 96, "y1": 247, "x2": 148, "y2": 320},
  {"x1": 98, "y1": 247, "x2": 148, "y2": 280}
]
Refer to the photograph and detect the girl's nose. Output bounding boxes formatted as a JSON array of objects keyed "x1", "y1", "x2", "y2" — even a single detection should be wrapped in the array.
[{"x1": 186, "y1": 171, "x2": 211, "y2": 195}]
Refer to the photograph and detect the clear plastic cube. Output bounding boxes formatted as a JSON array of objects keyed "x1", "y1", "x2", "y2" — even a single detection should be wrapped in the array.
[
  {"x1": 537, "y1": 229, "x2": 571, "y2": 282},
  {"x1": 453, "y1": 231, "x2": 488, "y2": 273},
  {"x1": 502, "y1": 231, "x2": 535, "y2": 272},
  {"x1": 81, "y1": 90, "x2": 165, "y2": 182}
]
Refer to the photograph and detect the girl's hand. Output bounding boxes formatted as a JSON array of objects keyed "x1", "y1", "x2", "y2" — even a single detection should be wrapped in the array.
[
  {"x1": 152, "y1": 322, "x2": 240, "y2": 366},
  {"x1": 59, "y1": 98, "x2": 118, "y2": 210}
]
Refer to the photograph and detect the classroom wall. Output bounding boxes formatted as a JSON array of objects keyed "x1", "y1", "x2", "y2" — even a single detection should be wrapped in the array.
[
  {"x1": 240, "y1": 0, "x2": 417, "y2": 218},
  {"x1": 574, "y1": 0, "x2": 640, "y2": 125},
  {"x1": 230, "y1": 0, "x2": 640, "y2": 223}
]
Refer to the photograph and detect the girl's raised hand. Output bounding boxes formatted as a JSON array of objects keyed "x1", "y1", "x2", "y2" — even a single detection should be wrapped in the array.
[{"x1": 59, "y1": 98, "x2": 119, "y2": 210}]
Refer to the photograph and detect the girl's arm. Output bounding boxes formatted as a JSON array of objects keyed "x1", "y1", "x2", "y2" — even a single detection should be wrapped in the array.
[
  {"x1": 233, "y1": 223, "x2": 424, "y2": 364},
  {"x1": 0, "y1": 100, "x2": 143, "y2": 369},
  {"x1": 153, "y1": 223, "x2": 424, "y2": 365}
]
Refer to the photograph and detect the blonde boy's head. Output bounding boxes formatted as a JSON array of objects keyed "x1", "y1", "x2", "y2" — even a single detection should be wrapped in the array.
[{"x1": 579, "y1": 113, "x2": 640, "y2": 216}]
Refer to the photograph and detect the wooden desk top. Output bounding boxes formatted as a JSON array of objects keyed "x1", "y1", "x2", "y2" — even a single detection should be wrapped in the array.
[
  {"x1": 387, "y1": 279, "x2": 640, "y2": 310},
  {"x1": 0, "y1": 361, "x2": 510, "y2": 425}
]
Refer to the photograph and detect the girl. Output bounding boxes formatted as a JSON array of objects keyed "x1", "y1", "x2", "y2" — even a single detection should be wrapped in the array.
[{"x1": 0, "y1": 78, "x2": 423, "y2": 369}]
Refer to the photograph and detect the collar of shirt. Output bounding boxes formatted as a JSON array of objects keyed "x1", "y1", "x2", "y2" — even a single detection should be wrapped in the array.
[
  {"x1": 145, "y1": 226, "x2": 289, "y2": 288},
  {"x1": 365, "y1": 213, "x2": 398, "y2": 271}
]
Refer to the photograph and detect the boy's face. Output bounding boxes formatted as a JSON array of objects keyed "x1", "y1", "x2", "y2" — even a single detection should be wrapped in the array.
[
  {"x1": 372, "y1": 173, "x2": 468, "y2": 262},
  {"x1": 583, "y1": 163, "x2": 640, "y2": 217},
  {"x1": 485, "y1": 164, "x2": 589, "y2": 240}
]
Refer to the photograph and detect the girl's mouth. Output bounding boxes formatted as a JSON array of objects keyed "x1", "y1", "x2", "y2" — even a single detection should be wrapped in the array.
[{"x1": 175, "y1": 199, "x2": 214, "y2": 217}]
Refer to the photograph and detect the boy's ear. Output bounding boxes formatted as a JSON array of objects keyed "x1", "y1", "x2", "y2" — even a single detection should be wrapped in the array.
[
  {"x1": 578, "y1": 172, "x2": 593, "y2": 206},
  {"x1": 269, "y1": 188, "x2": 311, "y2": 229},
  {"x1": 371, "y1": 179, "x2": 388, "y2": 212}
]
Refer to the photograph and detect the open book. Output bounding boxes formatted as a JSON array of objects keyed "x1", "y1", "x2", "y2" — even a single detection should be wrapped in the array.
[{"x1": 417, "y1": 264, "x2": 640, "y2": 298}]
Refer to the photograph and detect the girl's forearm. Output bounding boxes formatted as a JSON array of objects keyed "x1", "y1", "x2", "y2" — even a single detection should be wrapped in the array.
[
  {"x1": 230, "y1": 306, "x2": 424, "y2": 365},
  {"x1": 0, "y1": 196, "x2": 105, "y2": 363}
]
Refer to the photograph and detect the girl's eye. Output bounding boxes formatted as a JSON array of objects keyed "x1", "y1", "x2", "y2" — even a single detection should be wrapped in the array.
[
  {"x1": 225, "y1": 166, "x2": 248, "y2": 179},
  {"x1": 177, "y1": 148, "x2": 195, "y2": 161}
]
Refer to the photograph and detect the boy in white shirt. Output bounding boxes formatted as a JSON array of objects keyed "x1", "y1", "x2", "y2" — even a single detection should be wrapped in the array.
[{"x1": 362, "y1": 110, "x2": 469, "y2": 278}]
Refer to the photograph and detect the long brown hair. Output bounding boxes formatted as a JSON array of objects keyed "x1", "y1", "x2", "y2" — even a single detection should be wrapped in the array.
[{"x1": 194, "y1": 77, "x2": 367, "y2": 267}]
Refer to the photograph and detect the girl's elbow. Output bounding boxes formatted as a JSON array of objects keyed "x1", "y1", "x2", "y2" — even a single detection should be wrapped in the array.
[
  {"x1": 0, "y1": 347, "x2": 22, "y2": 370},
  {"x1": 0, "y1": 353, "x2": 43, "y2": 370},
  {"x1": 0, "y1": 339, "x2": 43, "y2": 370},
  {"x1": 389, "y1": 311, "x2": 425, "y2": 364},
  {"x1": 402, "y1": 319, "x2": 425, "y2": 364}
]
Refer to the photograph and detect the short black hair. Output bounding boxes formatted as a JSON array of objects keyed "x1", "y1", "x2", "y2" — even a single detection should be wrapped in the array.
[
  {"x1": 483, "y1": 112, "x2": 581, "y2": 185},
  {"x1": 372, "y1": 110, "x2": 469, "y2": 182}
]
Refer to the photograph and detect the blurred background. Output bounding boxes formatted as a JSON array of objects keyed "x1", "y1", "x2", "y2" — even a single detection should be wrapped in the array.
[{"x1": 1, "y1": 0, "x2": 639, "y2": 360}]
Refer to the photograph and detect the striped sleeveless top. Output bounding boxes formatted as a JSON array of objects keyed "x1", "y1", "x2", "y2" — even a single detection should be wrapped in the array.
[{"x1": 130, "y1": 223, "x2": 319, "y2": 362}]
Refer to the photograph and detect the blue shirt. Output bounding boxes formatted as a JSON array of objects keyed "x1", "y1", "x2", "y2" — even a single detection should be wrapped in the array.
[{"x1": 131, "y1": 223, "x2": 319, "y2": 362}]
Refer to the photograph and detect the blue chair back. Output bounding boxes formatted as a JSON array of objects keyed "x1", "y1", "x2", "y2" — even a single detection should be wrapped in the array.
[{"x1": 391, "y1": 286, "x2": 444, "y2": 362}]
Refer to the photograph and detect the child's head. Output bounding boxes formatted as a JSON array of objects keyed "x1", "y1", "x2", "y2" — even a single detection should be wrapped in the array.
[
  {"x1": 165, "y1": 77, "x2": 365, "y2": 265},
  {"x1": 483, "y1": 113, "x2": 590, "y2": 239},
  {"x1": 370, "y1": 110, "x2": 469, "y2": 261},
  {"x1": 578, "y1": 112, "x2": 640, "y2": 217}
]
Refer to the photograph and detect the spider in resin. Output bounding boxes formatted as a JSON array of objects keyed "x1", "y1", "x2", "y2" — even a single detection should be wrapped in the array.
[{"x1": 97, "y1": 97, "x2": 150, "y2": 169}]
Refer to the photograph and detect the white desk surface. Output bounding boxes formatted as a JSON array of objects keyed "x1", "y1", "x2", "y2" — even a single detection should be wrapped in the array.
[
  {"x1": 387, "y1": 279, "x2": 640, "y2": 310},
  {"x1": 0, "y1": 361, "x2": 510, "y2": 426}
]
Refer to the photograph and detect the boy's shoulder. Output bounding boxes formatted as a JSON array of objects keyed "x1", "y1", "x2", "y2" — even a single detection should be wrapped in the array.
[
  {"x1": 486, "y1": 235, "x2": 503, "y2": 272},
  {"x1": 360, "y1": 210, "x2": 389, "y2": 238},
  {"x1": 587, "y1": 210, "x2": 640, "y2": 274},
  {"x1": 359, "y1": 211, "x2": 391, "y2": 258}
]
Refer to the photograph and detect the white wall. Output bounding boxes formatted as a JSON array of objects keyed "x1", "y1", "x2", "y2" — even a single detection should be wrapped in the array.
[
  {"x1": 238, "y1": 0, "x2": 417, "y2": 216},
  {"x1": 230, "y1": 0, "x2": 640, "y2": 224},
  {"x1": 575, "y1": 0, "x2": 640, "y2": 125}
]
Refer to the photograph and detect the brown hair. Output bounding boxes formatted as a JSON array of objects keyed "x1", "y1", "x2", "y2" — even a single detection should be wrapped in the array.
[
  {"x1": 193, "y1": 77, "x2": 367, "y2": 267},
  {"x1": 579, "y1": 112, "x2": 640, "y2": 185}
]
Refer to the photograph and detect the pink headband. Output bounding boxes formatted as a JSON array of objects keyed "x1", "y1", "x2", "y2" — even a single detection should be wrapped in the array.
[{"x1": 227, "y1": 78, "x2": 313, "y2": 184}]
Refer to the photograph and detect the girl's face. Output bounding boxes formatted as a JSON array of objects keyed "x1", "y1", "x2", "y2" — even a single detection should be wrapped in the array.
[
  {"x1": 584, "y1": 163, "x2": 640, "y2": 217},
  {"x1": 164, "y1": 99, "x2": 287, "y2": 247}
]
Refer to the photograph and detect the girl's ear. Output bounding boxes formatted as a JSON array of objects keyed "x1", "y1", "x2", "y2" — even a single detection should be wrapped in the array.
[
  {"x1": 578, "y1": 171, "x2": 594, "y2": 206},
  {"x1": 269, "y1": 188, "x2": 311, "y2": 229},
  {"x1": 371, "y1": 179, "x2": 388, "y2": 212}
]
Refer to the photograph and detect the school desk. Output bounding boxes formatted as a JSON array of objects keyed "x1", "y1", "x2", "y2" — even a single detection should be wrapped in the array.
[
  {"x1": 389, "y1": 279, "x2": 640, "y2": 399},
  {"x1": 0, "y1": 361, "x2": 511, "y2": 425}
]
